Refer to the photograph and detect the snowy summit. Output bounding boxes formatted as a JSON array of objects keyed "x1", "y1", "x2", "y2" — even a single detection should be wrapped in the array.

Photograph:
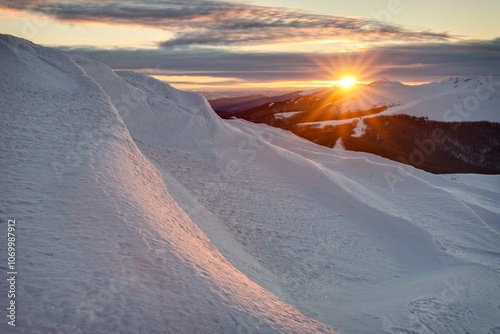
[{"x1": 1, "y1": 34, "x2": 500, "y2": 334}]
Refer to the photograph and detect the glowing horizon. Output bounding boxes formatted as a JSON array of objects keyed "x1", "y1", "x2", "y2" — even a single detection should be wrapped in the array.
[
  {"x1": 1, "y1": 1, "x2": 498, "y2": 92},
  {"x1": 153, "y1": 77, "x2": 431, "y2": 92}
]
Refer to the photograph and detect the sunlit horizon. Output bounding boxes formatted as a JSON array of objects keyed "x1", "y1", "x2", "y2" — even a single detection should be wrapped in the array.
[
  {"x1": 1, "y1": 1, "x2": 498, "y2": 92},
  {"x1": 151, "y1": 77, "x2": 436, "y2": 92}
]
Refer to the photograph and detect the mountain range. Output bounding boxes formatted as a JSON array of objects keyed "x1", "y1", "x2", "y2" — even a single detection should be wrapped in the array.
[
  {"x1": 212, "y1": 78, "x2": 500, "y2": 173},
  {"x1": 1, "y1": 34, "x2": 500, "y2": 334}
]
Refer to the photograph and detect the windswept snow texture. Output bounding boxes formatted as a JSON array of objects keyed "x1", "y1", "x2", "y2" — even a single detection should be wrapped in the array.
[
  {"x1": 1, "y1": 34, "x2": 500, "y2": 334},
  {"x1": 78, "y1": 54, "x2": 500, "y2": 334},
  {"x1": 0, "y1": 34, "x2": 333, "y2": 334}
]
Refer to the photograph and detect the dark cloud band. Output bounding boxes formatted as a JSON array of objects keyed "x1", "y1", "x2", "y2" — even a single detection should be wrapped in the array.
[
  {"x1": 64, "y1": 38, "x2": 500, "y2": 83},
  {"x1": 0, "y1": 0, "x2": 450, "y2": 47}
]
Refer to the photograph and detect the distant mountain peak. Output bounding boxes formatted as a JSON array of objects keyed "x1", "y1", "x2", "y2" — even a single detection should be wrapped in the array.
[{"x1": 369, "y1": 78, "x2": 403, "y2": 86}]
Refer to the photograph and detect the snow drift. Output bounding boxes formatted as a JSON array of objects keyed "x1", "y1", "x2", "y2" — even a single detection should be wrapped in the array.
[
  {"x1": 1, "y1": 34, "x2": 500, "y2": 334},
  {"x1": 0, "y1": 34, "x2": 333, "y2": 334}
]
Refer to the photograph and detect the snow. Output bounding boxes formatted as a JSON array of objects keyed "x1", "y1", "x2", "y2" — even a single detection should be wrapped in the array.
[
  {"x1": 298, "y1": 118, "x2": 355, "y2": 127},
  {"x1": 0, "y1": 34, "x2": 332, "y2": 334},
  {"x1": 273, "y1": 111, "x2": 303, "y2": 119},
  {"x1": 338, "y1": 77, "x2": 500, "y2": 122},
  {"x1": 301, "y1": 77, "x2": 500, "y2": 128},
  {"x1": 351, "y1": 119, "x2": 367, "y2": 137},
  {"x1": 333, "y1": 137, "x2": 346, "y2": 150},
  {"x1": 2, "y1": 34, "x2": 500, "y2": 334}
]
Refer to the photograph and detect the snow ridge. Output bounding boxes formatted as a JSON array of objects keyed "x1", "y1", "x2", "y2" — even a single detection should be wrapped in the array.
[
  {"x1": 2, "y1": 34, "x2": 500, "y2": 334},
  {"x1": 0, "y1": 34, "x2": 334, "y2": 334}
]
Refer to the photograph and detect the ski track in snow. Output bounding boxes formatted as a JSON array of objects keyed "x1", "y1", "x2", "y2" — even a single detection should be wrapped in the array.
[{"x1": 1, "y1": 34, "x2": 500, "y2": 334}]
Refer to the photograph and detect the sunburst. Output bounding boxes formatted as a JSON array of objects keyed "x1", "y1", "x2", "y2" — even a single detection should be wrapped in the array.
[{"x1": 337, "y1": 76, "x2": 357, "y2": 89}]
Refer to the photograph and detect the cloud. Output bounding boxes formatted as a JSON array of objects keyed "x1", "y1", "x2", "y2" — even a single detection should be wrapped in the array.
[
  {"x1": 64, "y1": 38, "x2": 500, "y2": 84},
  {"x1": 0, "y1": 0, "x2": 451, "y2": 47},
  {"x1": 8, "y1": 1, "x2": 492, "y2": 85}
]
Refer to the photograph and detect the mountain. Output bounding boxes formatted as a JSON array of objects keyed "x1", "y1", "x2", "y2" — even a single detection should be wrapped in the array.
[
  {"x1": 2, "y1": 34, "x2": 500, "y2": 334},
  {"x1": 197, "y1": 89, "x2": 289, "y2": 101},
  {"x1": 335, "y1": 77, "x2": 500, "y2": 122},
  {"x1": 209, "y1": 94, "x2": 267, "y2": 112},
  {"x1": 209, "y1": 90, "x2": 309, "y2": 116},
  {"x1": 217, "y1": 88, "x2": 347, "y2": 123},
  {"x1": 368, "y1": 78, "x2": 405, "y2": 87},
  {"x1": 0, "y1": 34, "x2": 332, "y2": 334},
  {"x1": 219, "y1": 78, "x2": 500, "y2": 123},
  {"x1": 216, "y1": 78, "x2": 500, "y2": 174}
]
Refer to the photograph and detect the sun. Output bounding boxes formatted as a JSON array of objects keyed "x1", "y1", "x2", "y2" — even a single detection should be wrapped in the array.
[{"x1": 337, "y1": 76, "x2": 357, "y2": 89}]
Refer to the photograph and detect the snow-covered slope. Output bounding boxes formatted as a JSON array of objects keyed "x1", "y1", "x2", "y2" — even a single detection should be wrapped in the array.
[
  {"x1": 77, "y1": 49, "x2": 500, "y2": 333},
  {"x1": 2, "y1": 34, "x2": 500, "y2": 334},
  {"x1": 0, "y1": 34, "x2": 333, "y2": 334},
  {"x1": 305, "y1": 77, "x2": 500, "y2": 127},
  {"x1": 274, "y1": 111, "x2": 305, "y2": 119}
]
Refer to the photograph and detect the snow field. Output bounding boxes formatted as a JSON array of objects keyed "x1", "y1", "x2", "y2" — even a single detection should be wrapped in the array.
[
  {"x1": 2, "y1": 34, "x2": 500, "y2": 334},
  {"x1": 0, "y1": 34, "x2": 334, "y2": 334},
  {"x1": 85, "y1": 56, "x2": 500, "y2": 333}
]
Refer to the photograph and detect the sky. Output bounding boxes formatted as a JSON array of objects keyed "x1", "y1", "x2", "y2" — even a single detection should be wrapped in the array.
[{"x1": 1, "y1": 0, "x2": 499, "y2": 92}]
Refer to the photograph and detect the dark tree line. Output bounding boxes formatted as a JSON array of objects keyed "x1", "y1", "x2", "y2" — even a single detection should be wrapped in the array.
[{"x1": 289, "y1": 115, "x2": 500, "y2": 174}]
